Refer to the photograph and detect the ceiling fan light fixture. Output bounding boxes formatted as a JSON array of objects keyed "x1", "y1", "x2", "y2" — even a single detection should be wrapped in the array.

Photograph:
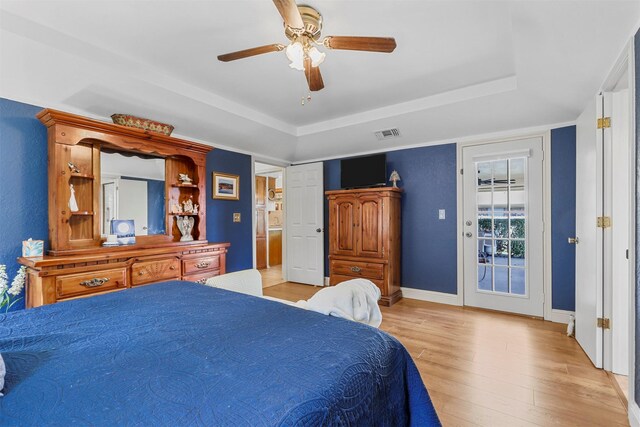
[
  {"x1": 286, "y1": 41, "x2": 305, "y2": 70},
  {"x1": 308, "y1": 46, "x2": 325, "y2": 67}
]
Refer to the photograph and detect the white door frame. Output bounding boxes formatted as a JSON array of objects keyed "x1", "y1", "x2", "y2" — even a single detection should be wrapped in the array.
[
  {"x1": 457, "y1": 133, "x2": 554, "y2": 318},
  {"x1": 456, "y1": 135, "x2": 552, "y2": 323},
  {"x1": 252, "y1": 157, "x2": 290, "y2": 281}
]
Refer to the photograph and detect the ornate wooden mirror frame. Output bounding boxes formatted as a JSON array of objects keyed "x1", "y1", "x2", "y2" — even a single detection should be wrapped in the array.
[{"x1": 38, "y1": 109, "x2": 213, "y2": 256}]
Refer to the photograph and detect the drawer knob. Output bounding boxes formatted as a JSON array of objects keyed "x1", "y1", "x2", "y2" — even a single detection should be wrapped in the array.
[
  {"x1": 350, "y1": 266, "x2": 362, "y2": 273},
  {"x1": 195, "y1": 261, "x2": 211, "y2": 269},
  {"x1": 79, "y1": 278, "x2": 110, "y2": 288},
  {"x1": 170, "y1": 265, "x2": 177, "y2": 270},
  {"x1": 138, "y1": 271, "x2": 145, "y2": 276}
]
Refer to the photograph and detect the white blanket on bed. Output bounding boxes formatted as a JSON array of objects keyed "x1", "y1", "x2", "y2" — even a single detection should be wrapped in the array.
[{"x1": 295, "y1": 279, "x2": 382, "y2": 328}]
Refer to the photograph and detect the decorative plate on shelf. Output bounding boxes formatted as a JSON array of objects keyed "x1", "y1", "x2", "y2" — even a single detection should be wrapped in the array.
[{"x1": 111, "y1": 114, "x2": 174, "y2": 136}]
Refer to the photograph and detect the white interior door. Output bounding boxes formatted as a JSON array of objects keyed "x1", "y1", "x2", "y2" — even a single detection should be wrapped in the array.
[
  {"x1": 118, "y1": 179, "x2": 148, "y2": 235},
  {"x1": 606, "y1": 89, "x2": 630, "y2": 375},
  {"x1": 285, "y1": 162, "x2": 324, "y2": 286},
  {"x1": 462, "y1": 137, "x2": 544, "y2": 317},
  {"x1": 575, "y1": 95, "x2": 603, "y2": 368}
]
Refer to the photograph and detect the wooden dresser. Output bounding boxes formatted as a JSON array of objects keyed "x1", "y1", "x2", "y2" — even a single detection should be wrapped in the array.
[
  {"x1": 19, "y1": 109, "x2": 231, "y2": 308},
  {"x1": 22, "y1": 242, "x2": 229, "y2": 308},
  {"x1": 326, "y1": 187, "x2": 402, "y2": 306}
]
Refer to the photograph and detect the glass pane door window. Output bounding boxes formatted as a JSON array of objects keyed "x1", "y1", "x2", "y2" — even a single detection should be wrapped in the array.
[{"x1": 476, "y1": 157, "x2": 527, "y2": 296}]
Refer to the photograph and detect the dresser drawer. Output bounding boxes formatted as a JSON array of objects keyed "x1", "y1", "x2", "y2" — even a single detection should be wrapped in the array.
[
  {"x1": 183, "y1": 270, "x2": 221, "y2": 285},
  {"x1": 330, "y1": 260, "x2": 384, "y2": 280},
  {"x1": 182, "y1": 255, "x2": 220, "y2": 275},
  {"x1": 57, "y1": 268, "x2": 127, "y2": 299},
  {"x1": 132, "y1": 258, "x2": 181, "y2": 286}
]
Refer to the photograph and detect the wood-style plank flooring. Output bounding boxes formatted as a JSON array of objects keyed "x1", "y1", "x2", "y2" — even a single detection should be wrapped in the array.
[
  {"x1": 263, "y1": 282, "x2": 630, "y2": 427},
  {"x1": 259, "y1": 265, "x2": 285, "y2": 288}
]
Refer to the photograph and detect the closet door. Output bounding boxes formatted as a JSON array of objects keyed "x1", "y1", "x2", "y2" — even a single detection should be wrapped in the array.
[
  {"x1": 356, "y1": 194, "x2": 384, "y2": 258},
  {"x1": 329, "y1": 195, "x2": 358, "y2": 257}
]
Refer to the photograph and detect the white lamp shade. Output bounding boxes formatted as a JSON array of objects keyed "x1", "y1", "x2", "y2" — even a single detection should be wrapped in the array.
[
  {"x1": 308, "y1": 46, "x2": 326, "y2": 67},
  {"x1": 286, "y1": 42, "x2": 305, "y2": 70}
]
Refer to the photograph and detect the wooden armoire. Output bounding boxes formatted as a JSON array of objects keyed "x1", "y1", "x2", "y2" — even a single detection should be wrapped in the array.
[{"x1": 326, "y1": 187, "x2": 402, "y2": 306}]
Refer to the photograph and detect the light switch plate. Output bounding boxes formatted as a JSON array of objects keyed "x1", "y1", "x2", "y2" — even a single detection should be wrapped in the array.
[
  {"x1": 439, "y1": 209, "x2": 446, "y2": 220},
  {"x1": 233, "y1": 213, "x2": 241, "y2": 223}
]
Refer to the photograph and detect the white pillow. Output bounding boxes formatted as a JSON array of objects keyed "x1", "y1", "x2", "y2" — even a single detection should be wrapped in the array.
[{"x1": 0, "y1": 353, "x2": 5, "y2": 396}]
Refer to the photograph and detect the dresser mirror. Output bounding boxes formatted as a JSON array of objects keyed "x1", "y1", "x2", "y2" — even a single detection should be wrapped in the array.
[{"x1": 100, "y1": 150, "x2": 166, "y2": 236}]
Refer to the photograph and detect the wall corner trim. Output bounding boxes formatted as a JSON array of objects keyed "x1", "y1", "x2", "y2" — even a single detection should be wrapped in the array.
[
  {"x1": 545, "y1": 309, "x2": 575, "y2": 325},
  {"x1": 400, "y1": 287, "x2": 461, "y2": 306},
  {"x1": 629, "y1": 401, "x2": 640, "y2": 427}
]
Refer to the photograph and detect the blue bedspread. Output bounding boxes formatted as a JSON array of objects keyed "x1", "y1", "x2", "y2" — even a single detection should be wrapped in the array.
[{"x1": 0, "y1": 281, "x2": 440, "y2": 426}]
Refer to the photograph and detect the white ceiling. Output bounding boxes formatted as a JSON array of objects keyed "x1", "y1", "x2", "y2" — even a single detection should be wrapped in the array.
[{"x1": 1, "y1": 1, "x2": 638, "y2": 163}]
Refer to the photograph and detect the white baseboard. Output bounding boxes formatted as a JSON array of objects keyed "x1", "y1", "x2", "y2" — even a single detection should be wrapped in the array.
[
  {"x1": 545, "y1": 309, "x2": 574, "y2": 324},
  {"x1": 401, "y1": 287, "x2": 461, "y2": 306},
  {"x1": 630, "y1": 401, "x2": 640, "y2": 427}
]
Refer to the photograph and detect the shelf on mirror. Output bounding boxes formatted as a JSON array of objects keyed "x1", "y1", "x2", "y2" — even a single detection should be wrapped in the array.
[
  {"x1": 70, "y1": 211, "x2": 94, "y2": 216},
  {"x1": 171, "y1": 183, "x2": 198, "y2": 188}
]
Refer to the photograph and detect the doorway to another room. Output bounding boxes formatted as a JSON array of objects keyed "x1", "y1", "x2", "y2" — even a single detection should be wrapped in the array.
[{"x1": 255, "y1": 162, "x2": 285, "y2": 288}]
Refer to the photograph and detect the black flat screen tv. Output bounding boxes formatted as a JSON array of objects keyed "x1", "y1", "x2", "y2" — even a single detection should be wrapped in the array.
[{"x1": 340, "y1": 154, "x2": 387, "y2": 189}]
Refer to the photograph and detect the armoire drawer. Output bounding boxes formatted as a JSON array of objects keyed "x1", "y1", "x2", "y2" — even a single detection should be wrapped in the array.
[
  {"x1": 131, "y1": 258, "x2": 181, "y2": 285},
  {"x1": 330, "y1": 260, "x2": 384, "y2": 280},
  {"x1": 182, "y1": 255, "x2": 220, "y2": 275},
  {"x1": 57, "y1": 267, "x2": 127, "y2": 299},
  {"x1": 330, "y1": 273, "x2": 385, "y2": 292}
]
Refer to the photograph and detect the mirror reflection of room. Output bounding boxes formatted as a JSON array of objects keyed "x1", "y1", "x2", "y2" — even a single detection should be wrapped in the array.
[
  {"x1": 255, "y1": 162, "x2": 284, "y2": 288},
  {"x1": 100, "y1": 150, "x2": 166, "y2": 236}
]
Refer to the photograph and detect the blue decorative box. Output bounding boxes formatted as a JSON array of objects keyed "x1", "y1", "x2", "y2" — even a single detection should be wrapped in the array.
[
  {"x1": 110, "y1": 220, "x2": 136, "y2": 245},
  {"x1": 22, "y1": 238, "x2": 44, "y2": 257}
]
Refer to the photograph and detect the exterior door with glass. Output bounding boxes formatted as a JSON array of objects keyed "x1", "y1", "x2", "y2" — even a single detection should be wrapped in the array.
[{"x1": 462, "y1": 137, "x2": 544, "y2": 316}]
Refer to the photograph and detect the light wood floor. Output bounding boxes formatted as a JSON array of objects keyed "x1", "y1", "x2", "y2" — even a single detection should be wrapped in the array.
[
  {"x1": 264, "y1": 282, "x2": 630, "y2": 427},
  {"x1": 259, "y1": 265, "x2": 285, "y2": 288}
]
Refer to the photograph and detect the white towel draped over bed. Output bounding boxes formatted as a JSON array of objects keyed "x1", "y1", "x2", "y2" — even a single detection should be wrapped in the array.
[{"x1": 296, "y1": 279, "x2": 382, "y2": 328}]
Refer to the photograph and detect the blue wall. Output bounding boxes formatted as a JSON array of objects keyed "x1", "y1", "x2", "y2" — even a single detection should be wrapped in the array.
[
  {"x1": 0, "y1": 98, "x2": 49, "y2": 311},
  {"x1": 551, "y1": 126, "x2": 577, "y2": 311},
  {"x1": 120, "y1": 176, "x2": 166, "y2": 235},
  {"x1": 634, "y1": 27, "x2": 640, "y2": 408},
  {"x1": 323, "y1": 144, "x2": 459, "y2": 294},
  {"x1": 205, "y1": 148, "x2": 253, "y2": 272}
]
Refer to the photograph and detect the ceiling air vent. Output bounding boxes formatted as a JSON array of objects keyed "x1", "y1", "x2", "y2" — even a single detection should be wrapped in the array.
[{"x1": 374, "y1": 128, "x2": 401, "y2": 141}]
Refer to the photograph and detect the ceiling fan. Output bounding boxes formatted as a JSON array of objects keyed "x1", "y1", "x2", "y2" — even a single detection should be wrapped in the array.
[{"x1": 217, "y1": 0, "x2": 397, "y2": 92}]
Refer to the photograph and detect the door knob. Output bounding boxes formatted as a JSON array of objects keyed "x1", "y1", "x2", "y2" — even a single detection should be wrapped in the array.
[
  {"x1": 465, "y1": 232, "x2": 473, "y2": 238},
  {"x1": 568, "y1": 237, "x2": 579, "y2": 244},
  {"x1": 316, "y1": 228, "x2": 323, "y2": 233}
]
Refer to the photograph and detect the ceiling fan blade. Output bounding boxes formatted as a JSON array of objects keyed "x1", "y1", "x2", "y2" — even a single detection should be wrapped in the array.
[
  {"x1": 217, "y1": 44, "x2": 284, "y2": 62},
  {"x1": 323, "y1": 36, "x2": 397, "y2": 53},
  {"x1": 304, "y1": 57, "x2": 324, "y2": 92},
  {"x1": 272, "y1": 0, "x2": 304, "y2": 31}
]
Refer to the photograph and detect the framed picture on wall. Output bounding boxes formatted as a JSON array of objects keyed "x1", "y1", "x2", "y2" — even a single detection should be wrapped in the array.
[{"x1": 212, "y1": 172, "x2": 240, "y2": 200}]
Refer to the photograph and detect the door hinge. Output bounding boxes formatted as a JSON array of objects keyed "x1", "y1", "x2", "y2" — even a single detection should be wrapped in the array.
[
  {"x1": 460, "y1": 169, "x2": 463, "y2": 175},
  {"x1": 596, "y1": 216, "x2": 611, "y2": 228},
  {"x1": 597, "y1": 317, "x2": 610, "y2": 329},
  {"x1": 597, "y1": 117, "x2": 611, "y2": 129}
]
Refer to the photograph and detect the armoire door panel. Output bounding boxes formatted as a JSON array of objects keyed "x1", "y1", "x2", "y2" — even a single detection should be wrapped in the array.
[
  {"x1": 357, "y1": 196, "x2": 384, "y2": 258},
  {"x1": 330, "y1": 198, "x2": 357, "y2": 256}
]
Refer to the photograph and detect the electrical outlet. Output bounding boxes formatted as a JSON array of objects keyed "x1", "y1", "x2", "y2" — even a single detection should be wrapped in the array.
[
  {"x1": 439, "y1": 209, "x2": 446, "y2": 220},
  {"x1": 233, "y1": 213, "x2": 241, "y2": 223}
]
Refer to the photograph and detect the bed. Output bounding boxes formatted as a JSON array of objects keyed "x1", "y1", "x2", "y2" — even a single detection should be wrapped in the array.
[{"x1": 0, "y1": 281, "x2": 440, "y2": 426}]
